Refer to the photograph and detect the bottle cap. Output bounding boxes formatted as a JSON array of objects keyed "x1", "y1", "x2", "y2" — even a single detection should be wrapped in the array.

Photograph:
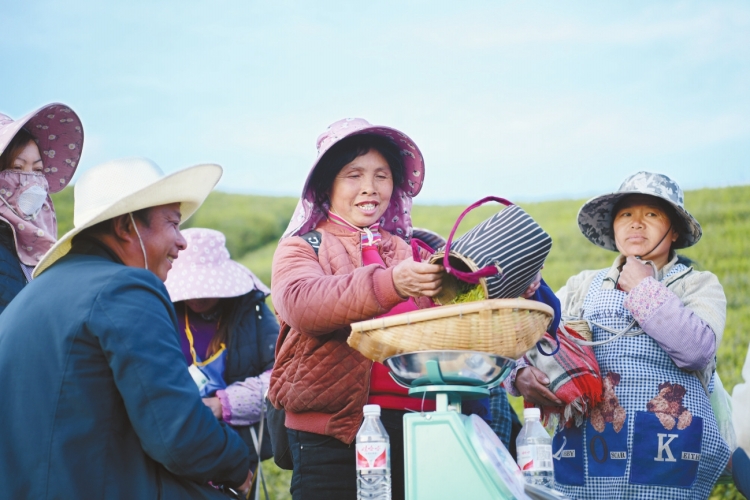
[
  {"x1": 363, "y1": 404, "x2": 381, "y2": 416},
  {"x1": 523, "y1": 408, "x2": 541, "y2": 420}
]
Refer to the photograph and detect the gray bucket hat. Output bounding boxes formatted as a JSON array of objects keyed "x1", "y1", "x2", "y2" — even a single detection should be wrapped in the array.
[{"x1": 577, "y1": 171, "x2": 702, "y2": 251}]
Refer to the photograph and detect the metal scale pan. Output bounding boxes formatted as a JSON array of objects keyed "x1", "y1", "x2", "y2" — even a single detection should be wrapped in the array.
[{"x1": 385, "y1": 350, "x2": 569, "y2": 500}]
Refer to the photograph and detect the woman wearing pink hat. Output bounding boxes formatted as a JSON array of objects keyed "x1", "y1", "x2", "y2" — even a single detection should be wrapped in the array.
[
  {"x1": 164, "y1": 227, "x2": 279, "y2": 482},
  {"x1": 268, "y1": 118, "x2": 444, "y2": 500},
  {"x1": 0, "y1": 103, "x2": 82, "y2": 311}
]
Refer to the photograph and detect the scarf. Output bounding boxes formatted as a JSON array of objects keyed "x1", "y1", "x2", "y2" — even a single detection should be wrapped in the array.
[
  {"x1": 526, "y1": 324, "x2": 603, "y2": 428},
  {"x1": 0, "y1": 171, "x2": 56, "y2": 266}
]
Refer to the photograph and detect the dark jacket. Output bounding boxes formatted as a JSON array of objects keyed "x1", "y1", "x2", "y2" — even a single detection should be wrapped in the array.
[
  {"x1": 0, "y1": 221, "x2": 26, "y2": 313},
  {"x1": 0, "y1": 238, "x2": 250, "y2": 499},
  {"x1": 211, "y1": 289, "x2": 278, "y2": 463}
]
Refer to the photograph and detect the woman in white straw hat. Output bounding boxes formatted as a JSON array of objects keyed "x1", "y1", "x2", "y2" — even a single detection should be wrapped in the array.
[
  {"x1": 0, "y1": 103, "x2": 82, "y2": 311},
  {"x1": 0, "y1": 157, "x2": 254, "y2": 499},
  {"x1": 510, "y1": 171, "x2": 729, "y2": 499},
  {"x1": 164, "y1": 227, "x2": 279, "y2": 483}
]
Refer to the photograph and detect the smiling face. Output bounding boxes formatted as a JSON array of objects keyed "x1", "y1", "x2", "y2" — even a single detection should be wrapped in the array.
[
  {"x1": 328, "y1": 149, "x2": 394, "y2": 228},
  {"x1": 613, "y1": 194, "x2": 678, "y2": 266},
  {"x1": 8, "y1": 141, "x2": 43, "y2": 173},
  {"x1": 136, "y1": 203, "x2": 187, "y2": 281}
]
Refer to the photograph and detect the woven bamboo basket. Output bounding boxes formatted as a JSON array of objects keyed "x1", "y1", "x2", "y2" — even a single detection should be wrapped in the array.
[
  {"x1": 347, "y1": 299, "x2": 553, "y2": 363},
  {"x1": 427, "y1": 251, "x2": 489, "y2": 305}
]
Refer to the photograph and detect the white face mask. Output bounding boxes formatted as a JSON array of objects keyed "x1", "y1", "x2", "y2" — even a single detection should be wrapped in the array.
[{"x1": 17, "y1": 184, "x2": 48, "y2": 219}]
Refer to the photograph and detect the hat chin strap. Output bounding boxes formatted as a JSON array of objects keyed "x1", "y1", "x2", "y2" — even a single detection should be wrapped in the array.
[
  {"x1": 635, "y1": 224, "x2": 672, "y2": 261},
  {"x1": 129, "y1": 212, "x2": 149, "y2": 271}
]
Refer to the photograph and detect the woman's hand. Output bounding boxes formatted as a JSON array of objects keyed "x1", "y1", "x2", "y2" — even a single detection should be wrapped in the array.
[
  {"x1": 392, "y1": 259, "x2": 444, "y2": 299},
  {"x1": 515, "y1": 367, "x2": 563, "y2": 407},
  {"x1": 521, "y1": 271, "x2": 542, "y2": 299},
  {"x1": 618, "y1": 256, "x2": 655, "y2": 293},
  {"x1": 238, "y1": 469, "x2": 254, "y2": 494},
  {"x1": 202, "y1": 397, "x2": 222, "y2": 419}
]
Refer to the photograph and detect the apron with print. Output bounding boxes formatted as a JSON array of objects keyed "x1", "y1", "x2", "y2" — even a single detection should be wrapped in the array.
[{"x1": 552, "y1": 265, "x2": 729, "y2": 499}]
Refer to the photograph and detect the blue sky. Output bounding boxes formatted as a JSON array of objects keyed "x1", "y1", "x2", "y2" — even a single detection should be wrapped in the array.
[{"x1": 2, "y1": 1, "x2": 749, "y2": 204}]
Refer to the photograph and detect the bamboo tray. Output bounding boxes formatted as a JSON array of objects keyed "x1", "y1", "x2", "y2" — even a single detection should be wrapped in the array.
[{"x1": 347, "y1": 299, "x2": 553, "y2": 363}]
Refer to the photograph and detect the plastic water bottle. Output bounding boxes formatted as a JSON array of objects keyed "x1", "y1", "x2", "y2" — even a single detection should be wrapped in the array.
[
  {"x1": 356, "y1": 404, "x2": 392, "y2": 500},
  {"x1": 516, "y1": 407, "x2": 554, "y2": 488}
]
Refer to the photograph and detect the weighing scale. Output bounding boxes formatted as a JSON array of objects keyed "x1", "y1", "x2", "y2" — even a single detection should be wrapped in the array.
[{"x1": 385, "y1": 350, "x2": 569, "y2": 500}]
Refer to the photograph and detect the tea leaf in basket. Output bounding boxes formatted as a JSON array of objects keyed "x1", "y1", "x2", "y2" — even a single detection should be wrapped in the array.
[{"x1": 446, "y1": 283, "x2": 486, "y2": 304}]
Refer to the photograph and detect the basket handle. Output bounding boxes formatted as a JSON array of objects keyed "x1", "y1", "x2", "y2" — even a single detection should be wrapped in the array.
[
  {"x1": 443, "y1": 196, "x2": 513, "y2": 284},
  {"x1": 410, "y1": 237, "x2": 435, "y2": 263}
]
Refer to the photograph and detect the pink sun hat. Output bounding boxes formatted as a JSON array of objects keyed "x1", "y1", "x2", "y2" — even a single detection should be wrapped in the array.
[
  {"x1": 281, "y1": 117, "x2": 425, "y2": 240},
  {"x1": 0, "y1": 103, "x2": 83, "y2": 193},
  {"x1": 164, "y1": 228, "x2": 270, "y2": 303}
]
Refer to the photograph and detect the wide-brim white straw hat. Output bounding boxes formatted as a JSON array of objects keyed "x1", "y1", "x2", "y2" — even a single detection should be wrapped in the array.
[
  {"x1": 33, "y1": 157, "x2": 222, "y2": 277},
  {"x1": 164, "y1": 227, "x2": 270, "y2": 302}
]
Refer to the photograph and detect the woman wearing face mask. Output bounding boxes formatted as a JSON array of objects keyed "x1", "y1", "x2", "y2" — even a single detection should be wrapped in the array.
[{"x1": 0, "y1": 104, "x2": 83, "y2": 311}]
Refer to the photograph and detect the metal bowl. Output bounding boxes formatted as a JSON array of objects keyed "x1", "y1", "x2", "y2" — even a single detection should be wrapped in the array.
[{"x1": 384, "y1": 350, "x2": 516, "y2": 388}]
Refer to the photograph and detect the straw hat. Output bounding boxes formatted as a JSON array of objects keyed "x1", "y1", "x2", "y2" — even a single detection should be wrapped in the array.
[
  {"x1": 164, "y1": 228, "x2": 270, "y2": 302},
  {"x1": 33, "y1": 157, "x2": 222, "y2": 277},
  {"x1": 0, "y1": 103, "x2": 83, "y2": 193},
  {"x1": 577, "y1": 171, "x2": 702, "y2": 251}
]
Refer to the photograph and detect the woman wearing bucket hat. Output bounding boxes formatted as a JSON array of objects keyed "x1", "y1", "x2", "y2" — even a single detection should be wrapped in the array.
[
  {"x1": 164, "y1": 227, "x2": 279, "y2": 482},
  {"x1": 267, "y1": 118, "x2": 444, "y2": 499},
  {"x1": 0, "y1": 103, "x2": 82, "y2": 311},
  {"x1": 511, "y1": 172, "x2": 729, "y2": 499}
]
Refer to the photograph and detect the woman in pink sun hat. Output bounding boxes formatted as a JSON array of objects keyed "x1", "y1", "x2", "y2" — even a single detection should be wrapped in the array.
[
  {"x1": 268, "y1": 118, "x2": 443, "y2": 500},
  {"x1": 0, "y1": 102, "x2": 83, "y2": 312},
  {"x1": 164, "y1": 227, "x2": 279, "y2": 486}
]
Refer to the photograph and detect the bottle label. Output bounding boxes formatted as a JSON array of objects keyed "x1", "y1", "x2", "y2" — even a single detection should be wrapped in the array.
[
  {"x1": 356, "y1": 442, "x2": 389, "y2": 470},
  {"x1": 517, "y1": 444, "x2": 553, "y2": 472}
]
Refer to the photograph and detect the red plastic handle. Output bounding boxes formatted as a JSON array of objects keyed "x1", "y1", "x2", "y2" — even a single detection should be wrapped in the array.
[{"x1": 443, "y1": 196, "x2": 514, "y2": 284}]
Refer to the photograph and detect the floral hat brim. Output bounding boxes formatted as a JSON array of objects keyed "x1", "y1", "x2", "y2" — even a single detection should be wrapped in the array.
[
  {"x1": 577, "y1": 171, "x2": 702, "y2": 251},
  {"x1": 0, "y1": 103, "x2": 83, "y2": 193},
  {"x1": 281, "y1": 118, "x2": 425, "y2": 240}
]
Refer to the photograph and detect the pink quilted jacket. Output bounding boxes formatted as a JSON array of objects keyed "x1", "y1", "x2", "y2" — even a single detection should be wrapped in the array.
[{"x1": 268, "y1": 220, "x2": 432, "y2": 444}]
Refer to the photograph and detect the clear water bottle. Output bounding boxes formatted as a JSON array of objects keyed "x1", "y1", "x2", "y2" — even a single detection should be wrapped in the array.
[
  {"x1": 516, "y1": 407, "x2": 554, "y2": 488},
  {"x1": 356, "y1": 404, "x2": 392, "y2": 500}
]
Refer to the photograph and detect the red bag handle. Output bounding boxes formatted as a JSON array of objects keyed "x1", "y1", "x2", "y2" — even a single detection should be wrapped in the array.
[
  {"x1": 443, "y1": 196, "x2": 514, "y2": 284},
  {"x1": 410, "y1": 237, "x2": 435, "y2": 262}
]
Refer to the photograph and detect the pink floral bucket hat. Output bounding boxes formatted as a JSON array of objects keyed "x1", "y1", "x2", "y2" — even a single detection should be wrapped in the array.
[
  {"x1": 0, "y1": 103, "x2": 83, "y2": 193},
  {"x1": 282, "y1": 117, "x2": 425, "y2": 240},
  {"x1": 164, "y1": 227, "x2": 270, "y2": 302}
]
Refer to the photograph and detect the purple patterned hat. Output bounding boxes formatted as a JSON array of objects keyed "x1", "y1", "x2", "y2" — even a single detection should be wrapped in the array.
[
  {"x1": 0, "y1": 103, "x2": 83, "y2": 193},
  {"x1": 281, "y1": 118, "x2": 425, "y2": 240},
  {"x1": 164, "y1": 228, "x2": 270, "y2": 302}
]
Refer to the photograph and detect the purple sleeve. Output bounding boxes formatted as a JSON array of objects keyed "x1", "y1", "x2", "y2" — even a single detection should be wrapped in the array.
[
  {"x1": 624, "y1": 277, "x2": 716, "y2": 371},
  {"x1": 216, "y1": 370, "x2": 272, "y2": 426},
  {"x1": 502, "y1": 357, "x2": 530, "y2": 397}
]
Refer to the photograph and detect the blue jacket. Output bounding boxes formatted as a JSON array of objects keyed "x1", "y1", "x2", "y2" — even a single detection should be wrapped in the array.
[
  {"x1": 0, "y1": 221, "x2": 27, "y2": 313},
  {"x1": 0, "y1": 238, "x2": 250, "y2": 499}
]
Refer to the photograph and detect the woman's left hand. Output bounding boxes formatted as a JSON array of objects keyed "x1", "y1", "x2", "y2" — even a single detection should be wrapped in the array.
[
  {"x1": 202, "y1": 397, "x2": 223, "y2": 419},
  {"x1": 521, "y1": 271, "x2": 542, "y2": 299},
  {"x1": 619, "y1": 256, "x2": 655, "y2": 293}
]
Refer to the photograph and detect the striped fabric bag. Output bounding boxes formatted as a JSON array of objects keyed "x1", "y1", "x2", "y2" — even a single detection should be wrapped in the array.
[{"x1": 442, "y1": 196, "x2": 553, "y2": 299}]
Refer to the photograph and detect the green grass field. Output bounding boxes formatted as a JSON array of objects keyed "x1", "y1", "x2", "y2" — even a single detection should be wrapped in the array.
[{"x1": 50, "y1": 184, "x2": 750, "y2": 499}]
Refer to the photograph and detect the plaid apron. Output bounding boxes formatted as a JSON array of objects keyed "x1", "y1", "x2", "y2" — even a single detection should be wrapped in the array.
[{"x1": 552, "y1": 265, "x2": 729, "y2": 499}]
